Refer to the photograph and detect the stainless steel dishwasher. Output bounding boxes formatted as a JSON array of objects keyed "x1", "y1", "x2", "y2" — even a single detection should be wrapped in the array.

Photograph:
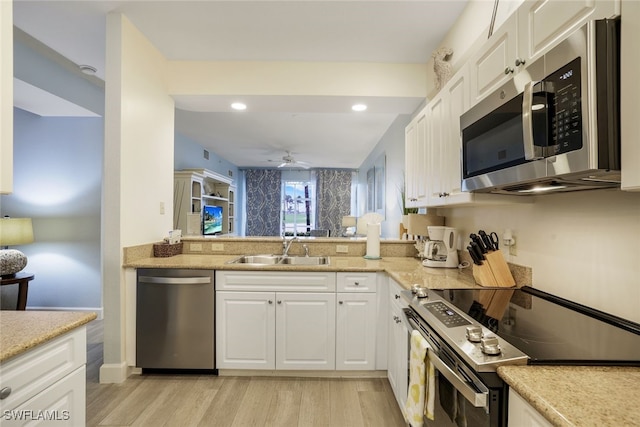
[{"x1": 136, "y1": 268, "x2": 216, "y2": 372}]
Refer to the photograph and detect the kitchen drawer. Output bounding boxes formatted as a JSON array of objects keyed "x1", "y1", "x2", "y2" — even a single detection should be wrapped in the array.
[
  {"x1": 388, "y1": 279, "x2": 407, "y2": 311},
  {"x1": 0, "y1": 328, "x2": 86, "y2": 411},
  {"x1": 337, "y1": 272, "x2": 377, "y2": 292},
  {"x1": 216, "y1": 271, "x2": 336, "y2": 292}
]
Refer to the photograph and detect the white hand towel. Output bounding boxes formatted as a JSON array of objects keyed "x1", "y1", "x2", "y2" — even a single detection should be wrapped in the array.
[{"x1": 403, "y1": 330, "x2": 436, "y2": 426}]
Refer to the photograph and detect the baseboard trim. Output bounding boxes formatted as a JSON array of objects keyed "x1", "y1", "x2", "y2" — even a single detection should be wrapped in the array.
[
  {"x1": 27, "y1": 306, "x2": 103, "y2": 319},
  {"x1": 218, "y1": 369, "x2": 388, "y2": 378},
  {"x1": 99, "y1": 361, "x2": 130, "y2": 384}
]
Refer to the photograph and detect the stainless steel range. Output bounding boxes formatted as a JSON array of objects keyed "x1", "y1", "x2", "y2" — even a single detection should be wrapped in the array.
[{"x1": 401, "y1": 286, "x2": 640, "y2": 427}]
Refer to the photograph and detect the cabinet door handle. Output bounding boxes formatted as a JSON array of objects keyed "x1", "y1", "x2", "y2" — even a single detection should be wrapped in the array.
[
  {"x1": 393, "y1": 315, "x2": 399, "y2": 321},
  {"x1": 339, "y1": 301, "x2": 344, "y2": 305},
  {"x1": 268, "y1": 300, "x2": 273, "y2": 304},
  {"x1": 277, "y1": 300, "x2": 282, "y2": 304},
  {"x1": 0, "y1": 387, "x2": 11, "y2": 400},
  {"x1": 515, "y1": 58, "x2": 526, "y2": 67},
  {"x1": 504, "y1": 66, "x2": 514, "y2": 75},
  {"x1": 354, "y1": 282, "x2": 360, "y2": 286},
  {"x1": 395, "y1": 294, "x2": 400, "y2": 299}
]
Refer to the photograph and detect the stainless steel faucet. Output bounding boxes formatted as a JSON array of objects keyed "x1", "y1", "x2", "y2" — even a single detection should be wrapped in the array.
[{"x1": 282, "y1": 237, "x2": 299, "y2": 256}]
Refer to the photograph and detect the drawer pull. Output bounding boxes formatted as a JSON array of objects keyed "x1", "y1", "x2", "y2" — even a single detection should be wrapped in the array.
[
  {"x1": 395, "y1": 294, "x2": 400, "y2": 299},
  {"x1": 0, "y1": 387, "x2": 11, "y2": 400},
  {"x1": 354, "y1": 282, "x2": 360, "y2": 286}
]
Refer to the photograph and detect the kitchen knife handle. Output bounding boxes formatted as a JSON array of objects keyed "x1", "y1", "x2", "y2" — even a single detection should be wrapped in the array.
[
  {"x1": 479, "y1": 230, "x2": 495, "y2": 251},
  {"x1": 467, "y1": 245, "x2": 482, "y2": 265},
  {"x1": 471, "y1": 233, "x2": 487, "y2": 253},
  {"x1": 470, "y1": 241, "x2": 485, "y2": 261}
]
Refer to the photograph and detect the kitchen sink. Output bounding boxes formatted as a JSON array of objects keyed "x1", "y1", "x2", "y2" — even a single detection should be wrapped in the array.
[
  {"x1": 227, "y1": 255, "x2": 330, "y2": 266},
  {"x1": 227, "y1": 255, "x2": 283, "y2": 265},
  {"x1": 279, "y1": 256, "x2": 330, "y2": 265}
]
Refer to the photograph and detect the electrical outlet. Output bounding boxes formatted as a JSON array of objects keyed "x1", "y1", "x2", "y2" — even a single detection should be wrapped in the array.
[
  {"x1": 336, "y1": 245, "x2": 349, "y2": 254},
  {"x1": 190, "y1": 243, "x2": 203, "y2": 252},
  {"x1": 159, "y1": 202, "x2": 165, "y2": 215},
  {"x1": 509, "y1": 244, "x2": 517, "y2": 256},
  {"x1": 211, "y1": 243, "x2": 224, "y2": 251}
]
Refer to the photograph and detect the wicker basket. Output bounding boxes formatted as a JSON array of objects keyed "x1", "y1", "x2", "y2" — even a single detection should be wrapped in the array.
[{"x1": 153, "y1": 242, "x2": 183, "y2": 257}]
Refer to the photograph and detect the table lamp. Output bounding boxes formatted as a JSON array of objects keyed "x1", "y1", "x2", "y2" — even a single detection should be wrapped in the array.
[
  {"x1": 341, "y1": 216, "x2": 357, "y2": 236},
  {"x1": 0, "y1": 217, "x2": 34, "y2": 278}
]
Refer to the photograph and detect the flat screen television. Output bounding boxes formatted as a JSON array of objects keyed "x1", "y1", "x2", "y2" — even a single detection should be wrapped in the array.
[{"x1": 202, "y1": 205, "x2": 223, "y2": 235}]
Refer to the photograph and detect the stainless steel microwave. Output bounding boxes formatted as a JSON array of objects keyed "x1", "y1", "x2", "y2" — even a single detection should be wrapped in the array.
[{"x1": 461, "y1": 18, "x2": 620, "y2": 195}]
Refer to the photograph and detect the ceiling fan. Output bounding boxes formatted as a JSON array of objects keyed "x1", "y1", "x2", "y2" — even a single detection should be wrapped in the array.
[{"x1": 269, "y1": 151, "x2": 311, "y2": 169}]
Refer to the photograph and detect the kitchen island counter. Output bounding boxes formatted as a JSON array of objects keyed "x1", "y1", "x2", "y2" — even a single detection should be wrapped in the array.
[
  {"x1": 498, "y1": 365, "x2": 640, "y2": 427},
  {"x1": 0, "y1": 310, "x2": 96, "y2": 362}
]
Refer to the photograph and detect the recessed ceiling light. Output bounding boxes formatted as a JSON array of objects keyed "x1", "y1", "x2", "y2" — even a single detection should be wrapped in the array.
[
  {"x1": 78, "y1": 64, "x2": 97, "y2": 75},
  {"x1": 231, "y1": 102, "x2": 247, "y2": 111},
  {"x1": 352, "y1": 104, "x2": 367, "y2": 112}
]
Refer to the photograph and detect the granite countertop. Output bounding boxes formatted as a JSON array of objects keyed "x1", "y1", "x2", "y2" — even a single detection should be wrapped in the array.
[
  {"x1": 0, "y1": 311, "x2": 97, "y2": 363},
  {"x1": 498, "y1": 365, "x2": 640, "y2": 427},
  {"x1": 123, "y1": 254, "x2": 492, "y2": 290}
]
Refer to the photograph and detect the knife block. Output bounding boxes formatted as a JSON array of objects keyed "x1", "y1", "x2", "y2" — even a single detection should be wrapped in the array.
[{"x1": 473, "y1": 250, "x2": 515, "y2": 287}]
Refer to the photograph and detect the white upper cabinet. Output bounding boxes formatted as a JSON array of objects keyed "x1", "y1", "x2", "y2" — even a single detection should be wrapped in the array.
[
  {"x1": 470, "y1": 0, "x2": 620, "y2": 106},
  {"x1": 426, "y1": 66, "x2": 471, "y2": 206},
  {"x1": 518, "y1": 0, "x2": 619, "y2": 65},
  {"x1": 404, "y1": 106, "x2": 429, "y2": 208},
  {"x1": 469, "y1": 14, "x2": 519, "y2": 105}
]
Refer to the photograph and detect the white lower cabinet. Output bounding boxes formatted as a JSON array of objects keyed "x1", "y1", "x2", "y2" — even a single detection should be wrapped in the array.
[
  {"x1": 215, "y1": 271, "x2": 381, "y2": 372},
  {"x1": 216, "y1": 291, "x2": 335, "y2": 370},
  {"x1": 387, "y1": 279, "x2": 409, "y2": 409},
  {"x1": 0, "y1": 327, "x2": 87, "y2": 427},
  {"x1": 508, "y1": 388, "x2": 553, "y2": 427},
  {"x1": 336, "y1": 292, "x2": 377, "y2": 370},
  {"x1": 216, "y1": 291, "x2": 276, "y2": 369},
  {"x1": 276, "y1": 292, "x2": 336, "y2": 370}
]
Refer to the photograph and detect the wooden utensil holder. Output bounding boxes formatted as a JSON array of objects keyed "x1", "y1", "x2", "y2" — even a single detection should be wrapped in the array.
[{"x1": 473, "y1": 249, "x2": 515, "y2": 287}]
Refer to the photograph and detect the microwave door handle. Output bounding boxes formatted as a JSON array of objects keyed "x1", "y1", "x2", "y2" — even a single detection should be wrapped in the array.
[
  {"x1": 522, "y1": 81, "x2": 543, "y2": 160},
  {"x1": 427, "y1": 348, "x2": 488, "y2": 409}
]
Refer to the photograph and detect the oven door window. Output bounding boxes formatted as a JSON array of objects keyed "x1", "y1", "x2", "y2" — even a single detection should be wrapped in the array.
[{"x1": 425, "y1": 371, "x2": 492, "y2": 427}]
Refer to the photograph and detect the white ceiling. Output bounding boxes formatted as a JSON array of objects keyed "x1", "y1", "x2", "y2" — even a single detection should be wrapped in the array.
[{"x1": 12, "y1": 0, "x2": 468, "y2": 169}]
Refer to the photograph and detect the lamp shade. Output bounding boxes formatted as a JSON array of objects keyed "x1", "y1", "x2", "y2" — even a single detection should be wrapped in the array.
[
  {"x1": 341, "y1": 216, "x2": 357, "y2": 227},
  {"x1": 0, "y1": 218, "x2": 34, "y2": 246}
]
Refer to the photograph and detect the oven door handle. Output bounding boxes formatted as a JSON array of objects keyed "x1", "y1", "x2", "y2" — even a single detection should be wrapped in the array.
[{"x1": 427, "y1": 348, "x2": 488, "y2": 408}]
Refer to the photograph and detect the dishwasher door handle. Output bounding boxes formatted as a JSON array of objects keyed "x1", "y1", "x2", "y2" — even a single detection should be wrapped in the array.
[{"x1": 138, "y1": 276, "x2": 212, "y2": 285}]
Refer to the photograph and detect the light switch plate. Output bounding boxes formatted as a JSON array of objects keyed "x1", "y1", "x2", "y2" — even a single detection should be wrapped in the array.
[
  {"x1": 336, "y1": 245, "x2": 349, "y2": 253},
  {"x1": 190, "y1": 243, "x2": 203, "y2": 252},
  {"x1": 211, "y1": 243, "x2": 224, "y2": 251}
]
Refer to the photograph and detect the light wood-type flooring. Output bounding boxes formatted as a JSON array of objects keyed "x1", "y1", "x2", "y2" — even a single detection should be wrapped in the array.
[{"x1": 85, "y1": 320, "x2": 407, "y2": 427}]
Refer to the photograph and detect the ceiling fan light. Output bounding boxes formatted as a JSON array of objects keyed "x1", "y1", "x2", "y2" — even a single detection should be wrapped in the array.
[
  {"x1": 352, "y1": 103, "x2": 367, "y2": 112},
  {"x1": 231, "y1": 102, "x2": 247, "y2": 111}
]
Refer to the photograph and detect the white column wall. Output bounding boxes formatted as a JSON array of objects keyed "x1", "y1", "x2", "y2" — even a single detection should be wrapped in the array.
[{"x1": 101, "y1": 13, "x2": 174, "y2": 383}]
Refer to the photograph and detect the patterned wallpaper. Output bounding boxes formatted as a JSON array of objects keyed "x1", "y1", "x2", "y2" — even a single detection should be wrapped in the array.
[
  {"x1": 245, "y1": 169, "x2": 282, "y2": 236},
  {"x1": 316, "y1": 170, "x2": 352, "y2": 237}
]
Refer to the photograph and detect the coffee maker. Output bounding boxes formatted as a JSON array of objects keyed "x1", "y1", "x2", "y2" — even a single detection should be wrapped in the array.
[{"x1": 424, "y1": 226, "x2": 459, "y2": 268}]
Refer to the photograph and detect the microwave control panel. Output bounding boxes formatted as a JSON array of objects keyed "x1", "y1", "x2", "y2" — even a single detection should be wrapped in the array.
[{"x1": 548, "y1": 57, "x2": 583, "y2": 154}]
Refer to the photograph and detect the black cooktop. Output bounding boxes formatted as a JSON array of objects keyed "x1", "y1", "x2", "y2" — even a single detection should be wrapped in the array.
[{"x1": 433, "y1": 286, "x2": 640, "y2": 366}]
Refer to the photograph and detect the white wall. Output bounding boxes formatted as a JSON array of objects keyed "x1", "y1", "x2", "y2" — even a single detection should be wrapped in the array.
[
  {"x1": 443, "y1": 190, "x2": 640, "y2": 323},
  {"x1": 102, "y1": 13, "x2": 174, "y2": 382},
  {"x1": 1, "y1": 109, "x2": 103, "y2": 311},
  {"x1": 358, "y1": 114, "x2": 411, "y2": 238}
]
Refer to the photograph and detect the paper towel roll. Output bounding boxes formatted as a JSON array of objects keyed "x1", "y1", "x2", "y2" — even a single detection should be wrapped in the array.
[{"x1": 366, "y1": 223, "x2": 381, "y2": 258}]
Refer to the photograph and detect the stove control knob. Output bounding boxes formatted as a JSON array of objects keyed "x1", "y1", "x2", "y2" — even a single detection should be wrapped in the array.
[
  {"x1": 466, "y1": 326, "x2": 483, "y2": 343},
  {"x1": 480, "y1": 336, "x2": 502, "y2": 355},
  {"x1": 415, "y1": 288, "x2": 428, "y2": 299}
]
